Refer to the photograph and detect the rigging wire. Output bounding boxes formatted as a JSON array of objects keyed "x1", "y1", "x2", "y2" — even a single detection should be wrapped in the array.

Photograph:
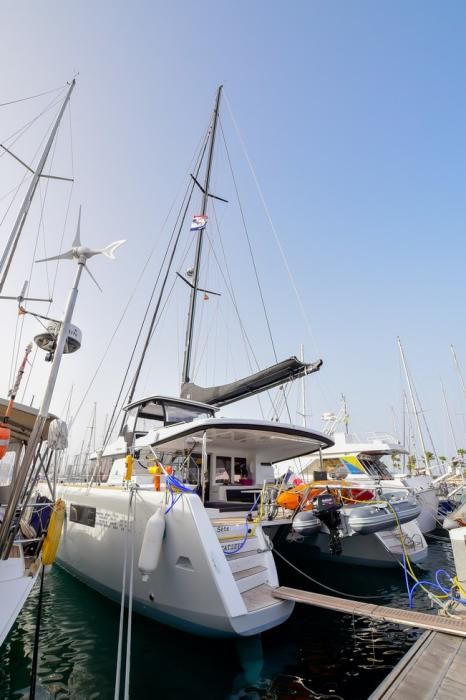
[
  {"x1": 70, "y1": 125, "x2": 211, "y2": 434},
  {"x1": 102, "y1": 137, "x2": 210, "y2": 447},
  {"x1": 0, "y1": 84, "x2": 67, "y2": 108},
  {"x1": 0, "y1": 90, "x2": 67, "y2": 154},
  {"x1": 219, "y1": 119, "x2": 281, "y2": 368},
  {"x1": 224, "y1": 91, "x2": 332, "y2": 409},
  {"x1": 102, "y1": 185, "x2": 195, "y2": 446},
  {"x1": 8, "y1": 108, "x2": 62, "y2": 393}
]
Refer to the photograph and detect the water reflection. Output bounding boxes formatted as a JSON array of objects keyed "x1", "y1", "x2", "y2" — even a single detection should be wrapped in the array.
[{"x1": 0, "y1": 530, "x2": 454, "y2": 699}]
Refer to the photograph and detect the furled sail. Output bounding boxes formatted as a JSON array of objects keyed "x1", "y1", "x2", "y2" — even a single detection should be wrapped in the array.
[{"x1": 180, "y1": 356, "x2": 322, "y2": 408}]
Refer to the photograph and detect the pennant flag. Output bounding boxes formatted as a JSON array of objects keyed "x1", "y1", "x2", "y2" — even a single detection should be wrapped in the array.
[{"x1": 190, "y1": 214, "x2": 208, "y2": 232}]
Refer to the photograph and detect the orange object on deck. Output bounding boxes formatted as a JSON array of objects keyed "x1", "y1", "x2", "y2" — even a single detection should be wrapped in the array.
[{"x1": 0, "y1": 424, "x2": 11, "y2": 459}]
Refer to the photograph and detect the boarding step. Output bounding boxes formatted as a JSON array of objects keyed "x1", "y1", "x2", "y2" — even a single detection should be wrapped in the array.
[
  {"x1": 233, "y1": 565, "x2": 268, "y2": 593},
  {"x1": 241, "y1": 584, "x2": 280, "y2": 613},
  {"x1": 227, "y1": 552, "x2": 264, "y2": 574}
]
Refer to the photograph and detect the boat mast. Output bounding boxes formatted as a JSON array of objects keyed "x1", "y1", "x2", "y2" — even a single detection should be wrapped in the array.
[
  {"x1": 0, "y1": 79, "x2": 76, "y2": 294},
  {"x1": 397, "y1": 336, "x2": 430, "y2": 471},
  {"x1": 181, "y1": 85, "x2": 223, "y2": 385},
  {"x1": 441, "y1": 381, "x2": 459, "y2": 456},
  {"x1": 299, "y1": 343, "x2": 307, "y2": 427},
  {"x1": 451, "y1": 344, "x2": 466, "y2": 399}
]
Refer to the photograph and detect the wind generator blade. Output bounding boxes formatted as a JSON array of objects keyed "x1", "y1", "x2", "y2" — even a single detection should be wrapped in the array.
[
  {"x1": 72, "y1": 205, "x2": 82, "y2": 247},
  {"x1": 98, "y1": 240, "x2": 126, "y2": 259},
  {"x1": 84, "y1": 264, "x2": 103, "y2": 292},
  {"x1": 35, "y1": 250, "x2": 74, "y2": 263}
]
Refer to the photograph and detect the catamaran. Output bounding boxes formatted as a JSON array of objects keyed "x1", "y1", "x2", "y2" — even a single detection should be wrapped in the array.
[{"x1": 51, "y1": 86, "x2": 339, "y2": 638}]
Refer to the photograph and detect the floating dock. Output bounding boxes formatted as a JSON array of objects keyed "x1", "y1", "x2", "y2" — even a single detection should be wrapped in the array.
[
  {"x1": 369, "y1": 629, "x2": 466, "y2": 699},
  {"x1": 273, "y1": 586, "x2": 466, "y2": 637},
  {"x1": 273, "y1": 586, "x2": 466, "y2": 699}
]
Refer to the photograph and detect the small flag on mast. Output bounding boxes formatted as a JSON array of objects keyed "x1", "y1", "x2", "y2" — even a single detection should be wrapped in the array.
[{"x1": 190, "y1": 214, "x2": 208, "y2": 232}]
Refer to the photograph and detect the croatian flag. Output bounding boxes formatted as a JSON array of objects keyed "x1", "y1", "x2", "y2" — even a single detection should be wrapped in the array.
[{"x1": 190, "y1": 214, "x2": 208, "y2": 232}]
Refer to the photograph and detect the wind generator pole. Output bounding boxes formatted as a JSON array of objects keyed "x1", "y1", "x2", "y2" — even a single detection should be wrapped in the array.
[
  {"x1": 0, "y1": 79, "x2": 76, "y2": 294},
  {"x1": 397, "y1": 336, "x2": 430, "y2": 472},
  {"x1": 0, "y1": 213, "x2": 124, "y2": 558},
  {"x1": 181, "y1": 85, "x2": 223, "y2": 385},
  {"x1": 0, "y1": 259, "x2": 85, "y2": 558}
]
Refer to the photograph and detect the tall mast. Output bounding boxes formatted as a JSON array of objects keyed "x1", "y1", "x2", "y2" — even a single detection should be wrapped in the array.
[
  {"x1": 0, "y1": 79, "x2": 76, "y2": 294},
  {"x1": 181, "y1": 85, "x2": 223, "y2": 385},
  {"x1": 397, "y1": 336, "x2": 429, "y2": 470},
  {"x1": 441, "y1": 381, "x2": 458, "y2": 456},
  {"x1": 299, "y1": 343, "x2": 307, "y2": 427},
  {"x1": 451, "y1": 344, "x2": 466, "y2": 399}
]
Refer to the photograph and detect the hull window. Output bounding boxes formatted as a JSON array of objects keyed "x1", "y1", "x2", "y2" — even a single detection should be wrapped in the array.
[{"x1": 70, "y1": 504, "x2": 96, "y2": 528}]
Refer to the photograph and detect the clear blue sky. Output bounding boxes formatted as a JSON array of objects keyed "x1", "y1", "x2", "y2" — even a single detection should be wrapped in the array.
[{"x1": 1, "y1": 1, "x2": 466, "y2": 458}]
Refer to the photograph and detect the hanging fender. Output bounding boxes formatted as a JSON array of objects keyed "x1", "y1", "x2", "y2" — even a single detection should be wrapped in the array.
[
  {"x1": 41, "y1": 499, "x2": 66, "y2": 565},
  {"x1": 138, "y1": 508, "x2": 165, "y2": 581}
]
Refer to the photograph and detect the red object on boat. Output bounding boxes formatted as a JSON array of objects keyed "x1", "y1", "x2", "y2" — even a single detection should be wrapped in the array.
[
  {"x1": 349, "y1": 488, "x2": 374, "y2": 501},
  {"x1": 0, "y1": 424, "x2": 11, "y2": 459}
]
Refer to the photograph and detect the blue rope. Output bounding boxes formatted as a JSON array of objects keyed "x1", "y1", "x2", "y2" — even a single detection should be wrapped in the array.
[
  {"x1": 164, "y1": 474, "x2": 194, "y2": 515},
  {"x1": 224, "y1": 494, "x2": 261, "y2": 556},
  {"x1": 400, "y1": 549, "x2": 466, "y2": 608}
]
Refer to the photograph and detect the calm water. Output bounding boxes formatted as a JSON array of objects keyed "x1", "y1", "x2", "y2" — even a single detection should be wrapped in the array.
[{"x1": 0, "y1": 530, "x2": 455, "y2": 700}]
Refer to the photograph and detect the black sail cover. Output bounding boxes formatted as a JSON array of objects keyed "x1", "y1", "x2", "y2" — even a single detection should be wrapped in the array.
[{"x1": 180, "y1": 356, "x2": 322, "y2": 408}]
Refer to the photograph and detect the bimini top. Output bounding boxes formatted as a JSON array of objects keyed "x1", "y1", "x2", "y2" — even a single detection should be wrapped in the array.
[
  {"x1": 0, "y1": 398, "x2": 56, "y2": 442},
  {"x1": 137, "y1": 417, "x2": 334, "y2": 464},
  {"x1": 123, "y1": 395, "x2": 219, "y2": 427}
]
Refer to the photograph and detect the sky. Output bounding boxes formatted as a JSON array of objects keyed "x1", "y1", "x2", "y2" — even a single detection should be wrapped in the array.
[{"x1": 1, "y1": 1, "x2": 466, "y2": 460}]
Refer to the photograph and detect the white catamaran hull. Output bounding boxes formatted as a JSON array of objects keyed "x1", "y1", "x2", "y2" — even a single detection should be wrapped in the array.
[{"x1": 56, "y1": 485, "x2": 293, "y2": 638}]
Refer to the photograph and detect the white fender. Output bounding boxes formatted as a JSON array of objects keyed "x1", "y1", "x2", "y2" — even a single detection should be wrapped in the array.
[{"x1": 138, "y1": 508, "x2": 165, "y2": 581}]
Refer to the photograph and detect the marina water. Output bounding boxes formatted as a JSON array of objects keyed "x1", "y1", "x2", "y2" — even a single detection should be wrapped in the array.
[{"x1": 0, "y1": 530, "x2": 454, "y2": 699}]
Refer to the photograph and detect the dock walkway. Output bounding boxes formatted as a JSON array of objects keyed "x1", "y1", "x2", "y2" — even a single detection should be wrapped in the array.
[
  {"x1": 369, "y1": 629, "x2": 466, "y2": 699},
  {"x1": 273, "y1": 586, "x2": 466, "y2": 637},
  {"x1": 273, "y1": 586, "x2": 466, "y2": 699}
]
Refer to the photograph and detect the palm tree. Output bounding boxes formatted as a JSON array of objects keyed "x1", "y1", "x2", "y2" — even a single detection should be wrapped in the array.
[
  {"x1": 407, "y1": 454, "x2": 417, "y2": 473},
  {"x1": 424, "y1": 451, "x2": 434, "y2": 466}
]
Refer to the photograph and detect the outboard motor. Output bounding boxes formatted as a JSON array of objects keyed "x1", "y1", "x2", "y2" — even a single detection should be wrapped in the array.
[{"x1": 313, "y1": 492, "x2": 343, "y2": 555}]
